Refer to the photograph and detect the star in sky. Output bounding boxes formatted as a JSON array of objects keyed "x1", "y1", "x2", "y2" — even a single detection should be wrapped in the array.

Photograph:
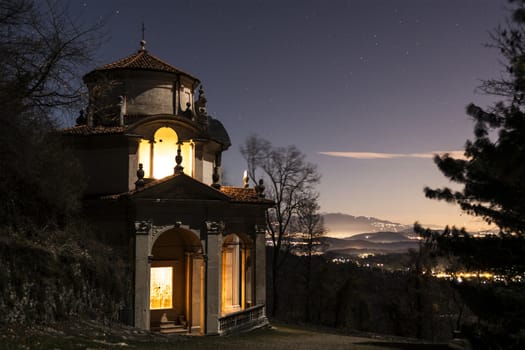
[{"x1": 71, "y1": 0, "x2": 508, "y2": 231}]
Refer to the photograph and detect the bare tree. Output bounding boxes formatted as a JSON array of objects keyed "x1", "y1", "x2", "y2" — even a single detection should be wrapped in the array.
[
  {"x1": 0, "y1": 0, "x2": 105, "y2": 227},
  {"x1": 293, "y1": 194, "x2": 325, "y2": 257},
  {"x1": 240, "y1": 134, "x2": 321, "y2": 316},
  {"x1": 0, "y1": 0, "x2": 105, "y2": 116},
  {"x1": 290, "y1": 194, "x2": 325, "y2": 322}
]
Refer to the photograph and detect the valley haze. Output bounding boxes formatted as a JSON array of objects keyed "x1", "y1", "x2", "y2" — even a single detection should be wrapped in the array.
[
  {"x1": 324, "y1": 213, "x2": 416, "y2": 238},
  {"x1": 322, "y1": 213, "x2": 491, "y2": 239}
]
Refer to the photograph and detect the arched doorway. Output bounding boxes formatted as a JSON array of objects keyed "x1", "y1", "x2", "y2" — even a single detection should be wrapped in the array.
[{"x1": 150, "y1": 228, "x2": 204, "y2": 334}]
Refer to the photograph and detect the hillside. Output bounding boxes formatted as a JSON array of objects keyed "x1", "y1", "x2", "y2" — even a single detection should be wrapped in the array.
[
  {"x1": 322, "y1": 235, "x2": 419, "y2": 256},
  {"x1": 323, "y1": 213, "x2": 412, "y2": 238},
  {"x1": 0, "y1": 227, "x2": 129, "y2": 325}
]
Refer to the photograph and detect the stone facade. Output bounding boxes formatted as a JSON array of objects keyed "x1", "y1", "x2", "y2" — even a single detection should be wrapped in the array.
[{"x1": 63, "y1": 43, "x2": 271, "y2": 335}]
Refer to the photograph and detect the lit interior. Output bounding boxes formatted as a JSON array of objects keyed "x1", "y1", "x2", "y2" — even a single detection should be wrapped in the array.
[
  {"x1": 153, "y1": 127, "x2": 177, "y2": 179},
  {"x1": 181, "y1": 141, "x2": 193, "y2": 176},
  {"x1": 150, "y1": 267, "x2": 173, "y2": 310},
  {"x1": 138, "y1": 139, "x2": 151, "y2": 178},
  {"x1": 138, "y1": 127, "x2": 193, "y2": 179}
]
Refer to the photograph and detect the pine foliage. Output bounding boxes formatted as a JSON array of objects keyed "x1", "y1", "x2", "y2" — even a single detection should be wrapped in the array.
[{"x1": 424, "y1": 3, "x2": 525, "y2": 235}]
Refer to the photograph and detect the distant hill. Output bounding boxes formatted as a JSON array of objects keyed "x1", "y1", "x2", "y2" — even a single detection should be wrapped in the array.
[
  {"x1": 348, "y1": 231, "x2": 413, "y2": 242},
  {"x1": 321, "y1": 231, "x2": 420, "y2": 256},
  {"x1": 323, "y1": 213, "x2": 412, "y2": 238}
]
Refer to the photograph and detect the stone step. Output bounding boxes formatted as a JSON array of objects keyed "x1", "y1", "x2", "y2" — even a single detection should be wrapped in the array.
[
  {"x1": 159, "y1": 322, "x2": 177, "y2": 328},
  {"x1": 160, "y1": 326, "x2": 188, "y2": 334},
  {"x1": 158, "y1": 321, "x2": 188, "y2": 335}
]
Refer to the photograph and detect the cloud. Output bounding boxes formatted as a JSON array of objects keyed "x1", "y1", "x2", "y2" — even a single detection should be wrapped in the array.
[{"x1": 318, "y1": 150, "x2": 466, "y2": 160}]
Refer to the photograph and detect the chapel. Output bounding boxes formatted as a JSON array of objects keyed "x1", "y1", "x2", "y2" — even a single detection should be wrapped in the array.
[{"x1": 62, "y1": 40, "x2": 271, "y2": 335}]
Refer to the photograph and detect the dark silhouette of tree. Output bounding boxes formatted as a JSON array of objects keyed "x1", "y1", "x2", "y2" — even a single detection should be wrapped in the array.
[
  {"x1": 0, "y1": 0, "x2": 104, "y2": 228},
  {"x1": 0, "y1": 0, "x2": 103, "y2": 113},
  {"x1": 405, "y1": 229, "x2": 439, "y2": 340},
  {"x1": 421, "y1": 2, "x2": 525, "y2": 347},
  {"x1": 424, "y1": 9, "x2": 525, "y2": 235},
  {"x1": 240, "y1": 134, "x2": 320, "y2": 316},
  {"x1": 290, "y1": 194, "x2": 325, "y2": 322}
]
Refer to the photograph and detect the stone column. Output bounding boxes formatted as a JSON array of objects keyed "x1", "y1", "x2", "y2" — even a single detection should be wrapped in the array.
[
  {"x1": 134, "y1": 221, "x2": 152, "y2": 330},
  {"x1": 193, "y1": 142, "x2": 204, "y2": 182},
  {"x1": 205, "y1": 221, "x2": 224, "y2": 335},
  {"x1": 254, "y1": 224, "x2": 267, "y2": 306}
]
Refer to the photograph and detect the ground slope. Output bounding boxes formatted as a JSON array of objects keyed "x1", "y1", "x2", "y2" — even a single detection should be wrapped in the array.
[{"x1": 0, "y1": 320, "x2": 448, "y2": 350}]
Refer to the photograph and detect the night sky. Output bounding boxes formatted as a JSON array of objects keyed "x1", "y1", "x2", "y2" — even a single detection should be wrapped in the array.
[{"x1": 71, "y1": 0, "x2": 509, "y2": 230}]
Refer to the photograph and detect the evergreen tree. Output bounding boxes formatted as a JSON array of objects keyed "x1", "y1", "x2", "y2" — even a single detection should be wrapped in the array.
[
  {"x1": 424, "y1": 2, "x2": 525, "y2": 235},
  {"x1": 421, "y1": 2, "x2": 525, "y2": 347}
]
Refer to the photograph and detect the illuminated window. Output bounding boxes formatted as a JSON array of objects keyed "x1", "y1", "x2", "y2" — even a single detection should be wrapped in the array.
[
  {"x1": 181, "y1": 141, "x2": 193, "y2": 176},
  {"x1": 138, "y1": 127, "x2": 193, "y2": 179},
  {"x1": 153, "y1": 127, "x2": 177, "y2": 179},
  {"x1": 138, "y1": 139, "x2": 151, "y2": 178},
  {"x1": 150, "y1": 267, "x2": 173, "y2": 310}
]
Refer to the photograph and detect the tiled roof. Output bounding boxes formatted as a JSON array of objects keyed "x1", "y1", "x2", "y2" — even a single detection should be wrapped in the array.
[
  {"x1": 100, "y1": 177, "x2": 273, "y2": 205},
  {"x1": 92, "y1": 50, "x2": 198, "y2": 80},
  {"x1": 220, "y1": 186, "x2": 273, "y2": 204},
  {"x1": 61, "y1": 125, "x2": 127, "y2": 135}
]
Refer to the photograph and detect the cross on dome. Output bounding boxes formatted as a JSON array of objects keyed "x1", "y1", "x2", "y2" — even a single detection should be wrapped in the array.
[{"x1": 140, "y1": 22, "x2": 146, "y2": 51}]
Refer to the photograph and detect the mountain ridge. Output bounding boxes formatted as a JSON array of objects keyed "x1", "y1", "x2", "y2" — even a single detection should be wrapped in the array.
[{"x1": 323, "y1": 212, "x2": 412, "y2": 238}]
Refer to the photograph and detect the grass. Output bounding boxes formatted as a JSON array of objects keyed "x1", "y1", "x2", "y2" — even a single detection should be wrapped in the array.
[{"x1": 0, "y1": 320, "x2": 449, "y2": 350}]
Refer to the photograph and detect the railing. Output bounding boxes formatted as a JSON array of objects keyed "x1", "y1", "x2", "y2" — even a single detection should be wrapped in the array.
[{"x1": 218, "y1": 304, "x2": 268, "y2": 335}]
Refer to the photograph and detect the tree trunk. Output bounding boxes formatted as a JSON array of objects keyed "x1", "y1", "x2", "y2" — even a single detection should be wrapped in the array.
[{"x1": 271, "y1": 249, "x2": 279, "y2": 316}]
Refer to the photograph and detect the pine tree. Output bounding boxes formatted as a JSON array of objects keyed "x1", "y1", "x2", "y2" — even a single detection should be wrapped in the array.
[
  {"x1": 421, "y1": 2, "x2": 525, "y2": 347},
  {"x1": 424, "y1": 12, "x2": 525, "y2": 234}
]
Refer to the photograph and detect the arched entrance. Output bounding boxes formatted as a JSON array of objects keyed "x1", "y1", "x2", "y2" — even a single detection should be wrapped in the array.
[{"x1": 150, "y1": 228, "x2": 204, "y2": 334}]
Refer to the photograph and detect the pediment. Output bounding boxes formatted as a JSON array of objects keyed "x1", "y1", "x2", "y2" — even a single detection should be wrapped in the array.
[{"x1": 130, "y1": 174, "x2": 230, "y2": 201}]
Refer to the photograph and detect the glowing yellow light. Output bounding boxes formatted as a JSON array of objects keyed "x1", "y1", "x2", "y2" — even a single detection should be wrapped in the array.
[
  {"x1": 153, "y1": 127, "x2": 177, "y2": 179},
  {"x1": 181, "y1": 142, "x2": 193, "y2": 176},
  {"x1": 138, "y1": 139, "x2": 151, "y2": 178},
  {"x1": 149, "y1": 127, "x2": 194, "y2": 179},
  {"x1": 433, "y1": 271, "x2": 495, "y2": 280},
  {"x1": 150, "y1": 267, "x2": 173, "y2": 310}
]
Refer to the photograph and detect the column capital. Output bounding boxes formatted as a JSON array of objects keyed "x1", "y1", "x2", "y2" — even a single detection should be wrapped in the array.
[
  {"x1": 134, "y1": 220, "x2": 152, "y2": 235},
  {"x1": 254, "y1": 224, "x2": 267, "y2": 235},
  {"x1": 205, "y1": 221, "x2": 225, "y2": 235}
]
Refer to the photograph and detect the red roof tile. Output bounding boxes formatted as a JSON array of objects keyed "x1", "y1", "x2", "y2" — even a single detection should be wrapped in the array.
[
  {"x1": 220, "y1": 186, "x2": 273, "y2": 204},
  {"x1": 99, "y1": 177, "x2": 272, "y2": 205},
  {"x1": 92, "y1": 50, "x2": 198, "y2": 80}
]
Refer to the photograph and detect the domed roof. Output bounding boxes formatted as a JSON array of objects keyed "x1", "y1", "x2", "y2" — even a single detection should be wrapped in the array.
[
  {"x1": 84, "y1": 47, "x2": 199, "y2": 81},
  {"x1": 208, "y1": 117, "x2": 231, "y2": 149}
]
